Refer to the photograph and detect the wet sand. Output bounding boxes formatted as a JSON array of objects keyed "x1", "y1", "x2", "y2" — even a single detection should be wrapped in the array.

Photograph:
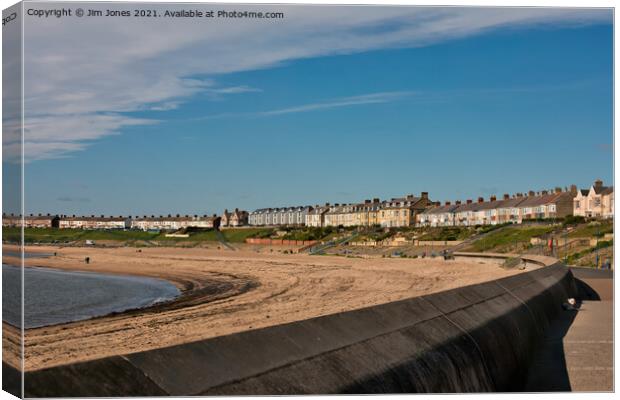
[{"x1": 3, "y1": 244, "x2": 525, "y2": 371}]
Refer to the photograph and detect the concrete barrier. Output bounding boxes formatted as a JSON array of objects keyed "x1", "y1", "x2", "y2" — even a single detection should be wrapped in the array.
[{"x1": 17, "y1": 258, "x2": 575, "y2": 396}]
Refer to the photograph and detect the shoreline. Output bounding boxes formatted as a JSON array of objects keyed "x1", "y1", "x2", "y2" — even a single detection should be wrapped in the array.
[{"x1": 3, "y1": 244, "x2": 526, "y2": 372}]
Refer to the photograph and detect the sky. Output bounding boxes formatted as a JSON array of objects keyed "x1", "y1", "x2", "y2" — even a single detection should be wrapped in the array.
[{"x1": 2, "y1": 4, "x2": 613, "y2": 215}]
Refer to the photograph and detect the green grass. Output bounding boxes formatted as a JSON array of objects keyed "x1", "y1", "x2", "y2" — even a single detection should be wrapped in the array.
[
  {"x1": 4, "y1": 226, "x2": 276, "y2": 244},
  {"x1": 566, "y1": 240, "x2": 613, "y2": 265},
  {"x1": 567, "y1": 221, "x2": 613, "y2": 238},
  {"x1": 468, "y1": 225, "x2": 556, "y2": 252},
  {"x1": 418, "y1": 227, "x2": 477, "y2": 241},
  {"x1": 4, "y1": 227, "x2": 159, "y2": 243},
  {"x1": 281, "y1": 226, "x2": 335, "y2": 241},
  {"x1": 220, "y1": 228, "x2": 275, "y2": 243}
]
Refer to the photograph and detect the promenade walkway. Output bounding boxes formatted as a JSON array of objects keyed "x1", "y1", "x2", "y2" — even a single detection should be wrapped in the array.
[{"x1": 525, "y1": 267, "x2": 613, "y2": 392}]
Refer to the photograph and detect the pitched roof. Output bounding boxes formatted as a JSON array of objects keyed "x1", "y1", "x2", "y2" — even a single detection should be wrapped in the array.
[
  {"x1": 62, "y1": 216, "x2": 128, "y2": 221},
  {"x1": 517, "y1": 192, "x2": 569, "y2": 207},
  {"x1": 593, "y1": 184, "x2": 612, "y2": 195},
  {"x1": 422, "y1": 204, "x2": 460, "y2": 215},
  {"x1": 133, "y1": 216, "x2": 215, "y2": 222},
  {"x1": 381, "y1": 196, "x2": 426, "y2": 209}
]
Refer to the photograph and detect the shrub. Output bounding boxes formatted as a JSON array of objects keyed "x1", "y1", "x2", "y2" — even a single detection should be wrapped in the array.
[{"x1": 563, "y1": 215, "x2": 585, "y2": 226}]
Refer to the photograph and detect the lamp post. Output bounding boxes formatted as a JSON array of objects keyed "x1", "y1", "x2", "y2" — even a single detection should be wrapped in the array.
[{"x1": 564, "y1": 231, "x2": 567, "y2": 264}]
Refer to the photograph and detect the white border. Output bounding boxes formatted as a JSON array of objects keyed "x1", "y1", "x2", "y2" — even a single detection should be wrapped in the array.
[{"x1": 0, "y1": 1, "x2": 615, "y2": 400}]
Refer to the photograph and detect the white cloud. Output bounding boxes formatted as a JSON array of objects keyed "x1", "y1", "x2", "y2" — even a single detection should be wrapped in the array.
[
  {"x1": 10, "y1": 5, "x2": 610, "y2": 162},
  {"x1": 197, "y1": 91, "x2": 414, "y2": 120},
  {"x1": 259, "y1": 91, "x2": 414, "y2": 116}
]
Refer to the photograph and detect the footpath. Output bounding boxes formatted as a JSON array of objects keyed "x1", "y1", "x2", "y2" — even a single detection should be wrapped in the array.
[{"x1": 525, "y1": 267, "x2": 613, "y2": 392}]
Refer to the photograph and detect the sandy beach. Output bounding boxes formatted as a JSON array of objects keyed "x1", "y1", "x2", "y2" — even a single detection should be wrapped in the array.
[{"x1": 3, "y1": 244, "x2": 525, "y2": 371}]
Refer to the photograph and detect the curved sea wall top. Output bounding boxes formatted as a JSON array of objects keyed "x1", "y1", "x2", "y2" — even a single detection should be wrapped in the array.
[{"x1": 18, "y1": 254, "x2": 576, "y2": 396}]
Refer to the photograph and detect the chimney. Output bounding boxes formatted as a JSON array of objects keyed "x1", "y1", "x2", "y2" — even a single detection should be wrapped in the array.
[
  {"x1": 467, "y1": 199, "x2": 473, "y2": 204},
  {"x1": 477, "y1": 197, "x2": 484, "y2": 203},
  {"x1": 570, "y1": 184, "x2": 578, "y2": 195},
  {"x1": 555, "y1": 187, "x2": 562, "y2": 193},
  {"x1": 455, "y1": 200, "x2": 462, "y2": 205},
  {"x1": 528, "y1": 191, "x2": 535, "y2": 197},
  {"x1": 435, "y1": 201, "x2": 441, "y2": 206},
  {"x1": 541, "y1": 190, "x2": 548, "y2": 195},
  {"x1": 365, "y1": 199, "x2": 371, "y2": 204},
  {"x1": 490, "y1": 195, "x2": 497, "y2": 202},
  {"x1": 594, "y1": 179, "x2": 603, "y2": 189},
  {"x1": 235, "y1": 208, "x2": 239, "y2": 212},
  {"x1": 176, "y1": 214, "x2": 180, "y2": 217},
  {"x1": 373, "y1": 198, "x2": 380, "y2": 203},
  {"x1": 421, "y1": 192, "x2": 429, "y2": 199},
  {"x1": 100, "y1": 214, "x2": 104, "y2": 218},
  {"x1": 503, "y1": 194, "x2": 510, "y2": 200},
  {"x1": 325, "y1": 203, "x2": 330, "y2": 206},
  {"x1": 445, "y1": 201, "x2": 451, "y2": 206},
  {"x1": 335, "y1": 203, "x2": 340, "y2": 206}
]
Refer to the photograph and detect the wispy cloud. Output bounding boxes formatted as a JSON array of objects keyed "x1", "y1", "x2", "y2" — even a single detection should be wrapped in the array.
[
  {"x1": 57, "y1": 196, "x2": 91, "y2": 203},
  {"x1": 206, "y1": 86, "x2": 262, "y2": 95},
  {"x1": 196, "y1": 91, "x2": 413, "y2": 120},
  {"x1": 9, "y1": 5, "x2": 610, "y2": 162},
  {"x1": 259, "y1": 91, "x2": 412, "y2": 116}
]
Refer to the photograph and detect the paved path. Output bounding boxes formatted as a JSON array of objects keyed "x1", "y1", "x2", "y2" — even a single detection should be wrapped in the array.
[
  {"x1": 525, "y1": 267, "x2": 613, "y2": 392},
  {"x1": 215, "y1": 230, "x2": 236, "y2": 251}
]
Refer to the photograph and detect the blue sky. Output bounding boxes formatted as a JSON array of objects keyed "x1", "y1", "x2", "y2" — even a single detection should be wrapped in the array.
[{"x1": 5, "y1": 6, "x2": 613, "y2": 215}]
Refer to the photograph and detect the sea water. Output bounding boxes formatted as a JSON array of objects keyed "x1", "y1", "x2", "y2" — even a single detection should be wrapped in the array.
[{"x1": 2, "y1": 263, "x2": 180, "y2": 328}]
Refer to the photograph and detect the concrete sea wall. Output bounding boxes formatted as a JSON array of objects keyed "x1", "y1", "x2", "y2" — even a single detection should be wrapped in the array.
[{"x1": 18, "y1": 259, "x2": 576, "y2": 396}]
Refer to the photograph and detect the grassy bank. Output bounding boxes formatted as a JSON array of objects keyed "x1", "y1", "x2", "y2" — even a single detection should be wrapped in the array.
[
  {"x1": 3, "y1": 227, "x2": 276, "y2": 245},
  {"x1": 567, "y1": 220, "x2": 613, "y2": 238},
  {"x1": 466, "y1": 225, "x2": 555, "y2": 253},
  {"x1": 3, "y1": 227, "x2": 159, "y2": 243}
]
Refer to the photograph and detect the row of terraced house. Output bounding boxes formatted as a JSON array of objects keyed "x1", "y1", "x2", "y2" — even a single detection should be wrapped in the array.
[
  {"x1": 2, "y1": 214, "x2": 221, "y2": 230},
  {"x1": 249, "y1": 193, "x2": 433, "y2": 228},
  {"x1": 419, "y1": 180, "x2": 613, "y2": 227},
  {"x1": 248, "y1": 180, "x2": 613, "y2": 229},
  {"x1": 3, "y1": 180, "x2": 612, "y2": 231}
]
